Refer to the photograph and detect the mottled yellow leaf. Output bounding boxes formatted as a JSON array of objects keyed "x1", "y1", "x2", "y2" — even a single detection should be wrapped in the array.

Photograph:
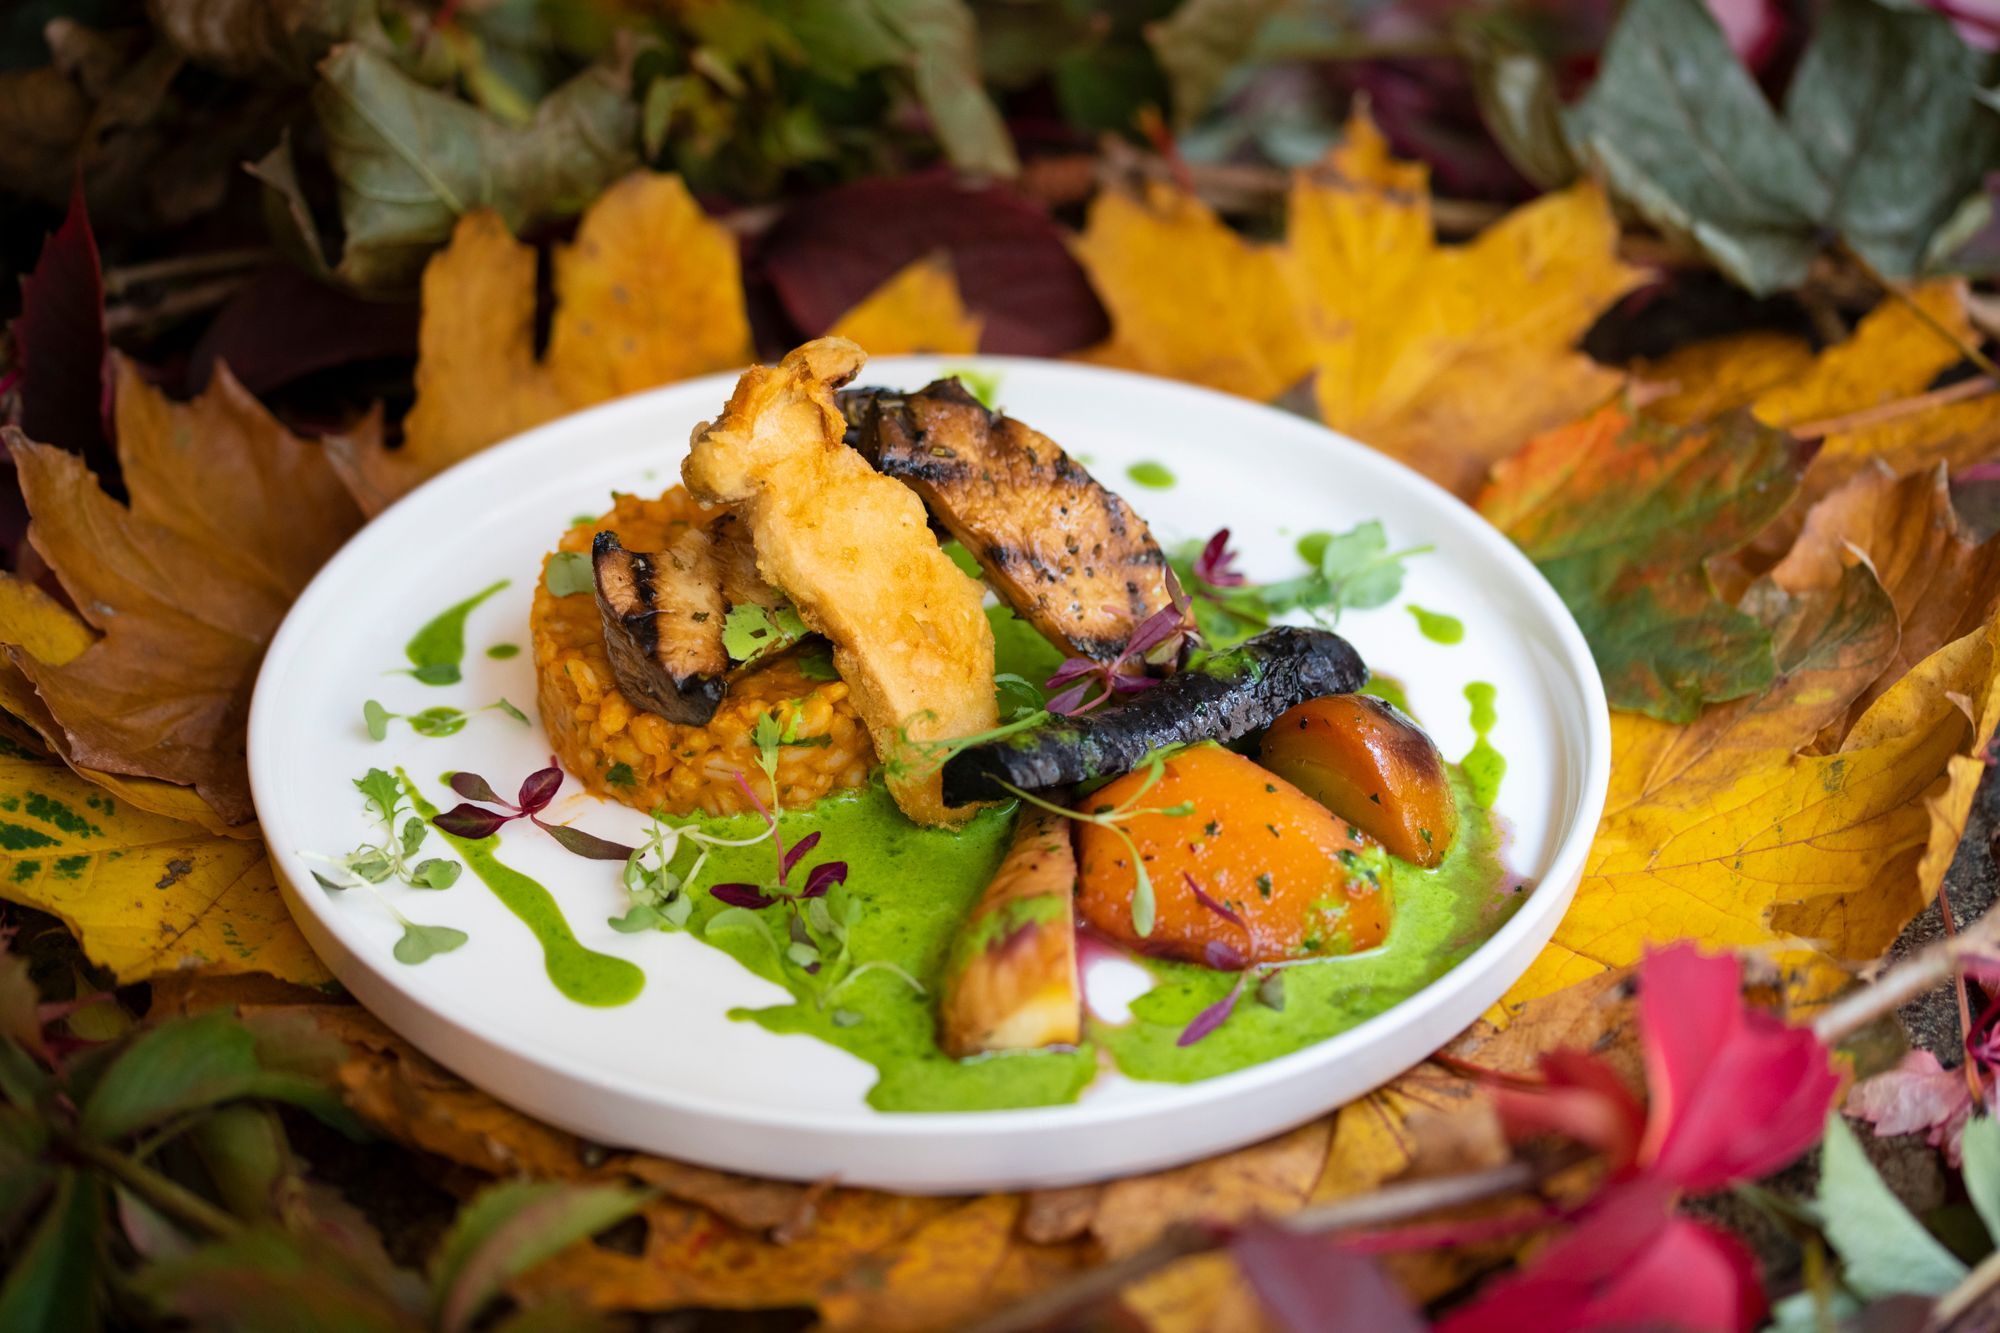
[
  {"x1": 1751, "y1": 281, "x2": 1973, "y2": 430},
  {"x1": 336, "y1": 173, "x2": 752, "y2": 511},
  {"x1": 1289, "y1": 114, "x2": 1642, "y2": 498},
  {"x1": 1073, "y1": 181, "x2": 1312, "y2": 402},
  {"x1": 1635, "y1": 330, "x2": 1816, "y2": 425},
  {"x1": 827, "y1": 253, "x2": 982, "y2": 356},
  {"x1": 0, "y1": 750, "x2": 328, "y2": 986}
]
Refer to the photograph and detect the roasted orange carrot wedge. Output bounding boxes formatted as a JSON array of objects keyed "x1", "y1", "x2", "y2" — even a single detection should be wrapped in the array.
[{"x1": 1259, "y1": 694, "x2": 1457, "y2": 867}]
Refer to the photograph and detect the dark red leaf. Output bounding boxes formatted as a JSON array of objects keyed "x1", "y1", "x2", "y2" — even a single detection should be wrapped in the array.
[
  {"x1": 1178, "y1": 974, "x2": 1248, "y2": 1046},
  {"x1": 1045, "y1": 679, "x2": 1097, "y2": 717},
  {"x1": 1193, "y1": 529, "x2": 1246, "y2": 587},
  {"x1": 800, "y1": 861, "x2": 846, "y2": 899},
  {"x1": 759, "y1": 172, "x2": 1108, "y2": 356},
  {"x1": 188, "y1": 266, "x2": 417, "y2": 397},
  {"x1": 532, "y1": 817, "x2": 637, "y2": 861},
  {"x1": 711, "y1": 883, "x2": 776, "y2": 910},
  {"x1": 12, "y1": 177, "x2": 116, "y2": 491},
  {"x1": 1203, "y1": 939, "x2": 1246, "y2": 971},
  {"x1": 433, "y1": 805, "x2": 513, "y2": 839},
  {"x1": 517, "y1": 761, "x2": 563, "y2": 814},
  {"x1": 779, "y1": 830, "x2": 821, "y2": 884},
  {"x1": 1185, "y1": 872, "x2": 1247, "y2": 931},
  {"x1": 449, "y1": 771, "x2": 506, "y2": 806}
]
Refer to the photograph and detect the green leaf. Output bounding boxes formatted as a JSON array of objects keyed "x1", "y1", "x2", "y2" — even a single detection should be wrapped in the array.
[
  {"x1": 393, "y1": 922, "x2": 468, "y2": 966},
  {"x1": 608, "y1": 904, "x2": 665, "y2": 933},
  {"x1": 411, "y1": 859, "x2": 461, "y2": 889},
  {"x1": 543, "y1": 550, "x2": 595, "y2": 597},
  {"x1": 0, "y1": 1168, "x2": 101, "y2": 1332},
  {"x1": 724, "y1": 603, "x2": 809, "y2": 662},
  {"x1": 81, "y1": 1012, "x2": 357, "y2": 1141},
  {"x1": 1147, "y1": 0, "x2": 1284, "y2": 129},
  {"x1": 1819, "y1": 1113, "x2": 1967, "y2": 1299},
  {"x1": 362, "y1": 700, "x2": 390, "y2": 743},
  {"x1": 492, "y1": 697, "x2": 529, "y2": 726},
  {"x1": 705, "y1": 906, "x2": 781, "y2": 960},
  {"x1": 1962, "y1": 1115, "x2": 2000, "y2": 1243},
  {"x1": 1478, "y1": 407, "x2": 1808, "y2": 721},
  {"x1": 405, "y1": 707, "x2": 468, "y2": 738},
  {"x1": 354, "y1": 769, "x2": 402, "y2": 825},
  {"x1": 764, "y1": 0, "x2": 907, "y2": 84},
  {"x1": 188, "y1": 1104, "x2": 291, "y2": 1223},
  {"x1": 310, "y1": 45, "x2": 639, "y2": 292},
  {"x1": 1566, "y1": 0, "x2": 2000, "y2": 294},
  {"x1": 136, "y1": 1225, "x2": 421, "y2": 1333},
  {"x1": 429, "y1": 1180, "x2": 647, "y2": 1333},
  {"x1": 346, "y1": 852, "x2": 394, "y2": 884},
  {"x1": 1460, "y1": 22, "x2": 1578, "y2": 191},
  {"x1": 399, "y1": 817, "x2": 428, "y2": 860},
  {"x1": 866, "y1": 0, "x2": 1019, "y2": 176}
]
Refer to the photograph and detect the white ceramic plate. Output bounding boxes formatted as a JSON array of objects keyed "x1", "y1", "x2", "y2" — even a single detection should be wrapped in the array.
[{"x1": 249, "y1": 356, "x2": 1609, "y2": 1192}]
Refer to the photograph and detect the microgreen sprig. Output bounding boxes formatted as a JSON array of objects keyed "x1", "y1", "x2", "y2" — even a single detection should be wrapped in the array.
[
  {"x1": 997, "y1": 759, "x2": 1194, "y2": 938},
  {"x1": 609, "y1": 809, "x2": 773, "y2": 934},
  {"x1": 432, "y1": 758, "x2": 635, "y2": 860},
  {"x1": 1043, "y1": 583, "x2": 1196, "y2": 717},
  {"x1": 363, "y1": 697, "x2": 528, "y2": 741},
  {"x1": 885, "y1": 707, "x2": 1053, "y2": 784},
  {"x1": 1177, "y1": 521, "x2": 1432, "y2": 645},
  {"x1": 308, "y1": 768, "x2": 466, "y2": 965}
]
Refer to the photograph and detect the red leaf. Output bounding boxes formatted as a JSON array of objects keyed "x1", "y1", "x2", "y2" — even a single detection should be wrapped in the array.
[
  {"x1": 13, "y1": 179, "x2": 113, "y2": 484},
  {"x1": 1846, "y1": 1050, "x2": 1978, "y2": 1166},
  {"x1": 1231, "y1": 1219, "x2": 1426, "y2": 1333},
  {"x1": 189, "y1": 265, "x2": 417, "y2": 397},
  {"x1": 760, "y1": 173, "x2": 1108, "y2": 356},
  {"x1": 1492, "y1": 1049, "x2": 1646, "y2": 1172}
]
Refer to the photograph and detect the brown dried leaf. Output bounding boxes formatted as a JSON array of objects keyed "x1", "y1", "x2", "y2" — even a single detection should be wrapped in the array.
[{"x1": 6, "y1": 356, "x2": 364, "y2": 824}]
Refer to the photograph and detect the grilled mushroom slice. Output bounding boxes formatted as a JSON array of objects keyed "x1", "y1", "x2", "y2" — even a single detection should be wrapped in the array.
[
  {"x1": 591, "y1": 528, "x2": 729, "y2": 725},
  {"x1": 841, "y1": 379, "x2": 1174, "y2": 662}
]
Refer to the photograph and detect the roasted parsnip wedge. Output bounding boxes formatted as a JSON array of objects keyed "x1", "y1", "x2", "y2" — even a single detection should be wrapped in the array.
[{"x1": 938, "y1": 804, "x2": 1082, "y2": 1057}]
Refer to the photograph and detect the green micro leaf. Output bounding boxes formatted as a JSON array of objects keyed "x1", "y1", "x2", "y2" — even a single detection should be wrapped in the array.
[
  {"x1": 407, "y1": 707, "x2": 470, "y2": 738},
  {"x1": 363, "y1": 699, "x2": 391, "y2": 742},
  {"x1": 412, "y1": 859, "x2": 462, "y2": 890},
  {"x1": 393, "y1": 921, "x2": 469, "y2": 966},
  {"x1": 492, "y1": 697, "x2": 529, "y2": 726},
  {"x1": 1961, "y1": 1115, "x2": 2000, "y2": 1243},
  {"x1": 608, "y1": 904, "x2": 665, "y2": 933},
  {"x1": 354, "y1": 769, "x2": 402, "y2": 826},
  {"x1": 543, "y1": 551, "x2": 595, "y2": 597}
]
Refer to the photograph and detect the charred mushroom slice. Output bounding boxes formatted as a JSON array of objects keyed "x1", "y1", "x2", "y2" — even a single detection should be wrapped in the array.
[
  {"x1": 841, "y1": 380, "x2": 1175, "y2": 661},
  {"x1": 591, "y1": 529, "x2": 728, "y2": 725},
  {"x1": 940, "y1": 626, "x2": 1367, "y2": 805}
]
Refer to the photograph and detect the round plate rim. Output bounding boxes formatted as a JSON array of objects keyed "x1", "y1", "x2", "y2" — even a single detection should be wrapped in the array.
[{"x1": 249, "y1": 355, "x2": 1610, "y2": 1164}]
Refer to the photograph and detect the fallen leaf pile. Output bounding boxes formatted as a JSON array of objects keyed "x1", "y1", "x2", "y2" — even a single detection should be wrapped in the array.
[{"x1": 2, "y1": 104, "x2": 1999, "y2": 1330}]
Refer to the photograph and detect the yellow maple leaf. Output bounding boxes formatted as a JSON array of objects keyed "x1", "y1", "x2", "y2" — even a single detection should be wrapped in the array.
[
  {"x1": 1288, "y1": 115, "x2": 1642, "y2": 498},
  {"x1": 1073, "y1": 180, "x2": 1312, "y2": 402},
  {"x1": 334, "y1": 172, "x2": 753, "y2": 511},
  {"x1": 6, "y1": 356, "x2": 363, "y2": 826},
  {"x1": 1635, "y1": 330, "x2": 1816, "y2": 425},
  {"x1": 0, "y1": 748, "x2": 329, "y2": 986},
  {"x1": 828, "y1": 253, "x2": 982, "y2": 356}
]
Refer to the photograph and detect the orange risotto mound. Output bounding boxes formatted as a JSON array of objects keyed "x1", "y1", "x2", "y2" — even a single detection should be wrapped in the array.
[{"x1": 532, "y1": 488, "x2": 873, "y2": 817}]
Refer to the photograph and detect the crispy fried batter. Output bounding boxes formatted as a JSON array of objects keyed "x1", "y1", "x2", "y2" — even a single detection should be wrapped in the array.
[
  {"x1": 843, "y1": 379, "x2": 1174, "y2": 660},
  {"x1": 682, "y1": 338, "x2": 998, "y2": 826}
]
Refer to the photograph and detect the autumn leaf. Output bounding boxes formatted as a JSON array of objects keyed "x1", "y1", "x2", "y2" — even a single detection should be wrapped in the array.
[
  {"x1": 331, "y1": 173, "x2": 752, "y2": 512},
  {"x1": 1479, "y1": 403, "x2": 1809, "y2": 721},
  {"x1": 827, "y1": 254, "x2": 982, "y2": 355},
  {"x1": 1286, "y1": 115, "x2": 1641, "y2": 498},
  {"x1": 0, "y1": 745, "x2": 329, "y2": 988},
  {"x1": 1074, "y1": 180, "x2": 1312, "y2": 403},
  {"x1": 1509, "y1": 589, "x2": 2000, "y2": 1009},
  {"x1": 6, "y1": 355, "x2": 364, "y2": 825}
]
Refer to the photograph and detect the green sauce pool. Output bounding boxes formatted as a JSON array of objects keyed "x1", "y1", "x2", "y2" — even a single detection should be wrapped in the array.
[
  {"x1": 405, "y1": 580, "x2": 508, "y2": 686},
  {"x1": 401, "y1": 772, "x2": 643, "y2": 1007}
]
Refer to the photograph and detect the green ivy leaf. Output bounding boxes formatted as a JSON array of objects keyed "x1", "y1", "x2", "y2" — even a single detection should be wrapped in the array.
[
  {"x1": 80, "y1": 1012, "x2": 358, "y2": 1142},
  {"x1": 867, "y1": 0, "x2": 1019, "y2": 177},
  {"x1": 1819, "y1": 1113, "x2": 1967, "y2": 1299},
  {"x1": 0, "y1": 1169, "x2": 101, "y2": 1332},
  {"x1": 429, "y1": 1181, "x2": 647, "y2": 1333}
]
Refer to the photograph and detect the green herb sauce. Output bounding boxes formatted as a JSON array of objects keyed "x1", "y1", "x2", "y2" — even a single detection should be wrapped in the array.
[
  {"x1": 486, "y1": 643, "x2": 521, "y2": 659},
  {"x1": 1461, "y1": 682, "x2": 1505, "y2": 808},
  {"x1": 675, "y1": 784, "x2": 1098, "y2": 1111},
  {"x1": 402, "y1": 773, "x2": 643, "y2": 1007},
  {"x1": 1092, "y1": 769, "x2": 1516, "y2": 1081},
  {"x1": 1127, "y1": 461, "x2": 1176, "y2": 489},
  {"x1": 405, "y1": 581, "x2": 508, "y2": 686},
  {"x1": 1407, "y1": 605, "x2": 1464, "y2": 645}
]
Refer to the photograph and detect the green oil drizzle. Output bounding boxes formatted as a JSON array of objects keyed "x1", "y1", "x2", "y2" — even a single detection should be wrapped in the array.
[
  {"x1": 1092, "y1": 769, "x2": 1517, "y2": 1082},
  {"x1": 1407, "y1": 605, "x2": 1464, "y2": 645},
  {"x1": 401, "y1": 772, "x2": 643, "y2": 1007},
  {"x1": 1127, "y1": 461, "x2": 1176, "y2": 489},
  {"x1": 486, "y1": 643, "x2": 521, "y2": 660},
  {"x1": 406, "y1": 581, "x2": 509, "y2": 686},
  {"x1": 1461, "y1": 682, "x2": 1505, "y2": 808}
]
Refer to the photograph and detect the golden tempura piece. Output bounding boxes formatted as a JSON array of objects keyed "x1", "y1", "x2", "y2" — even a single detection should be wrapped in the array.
[{"x1": 682, "y1": 338, "x2": 998, "y2": 825}]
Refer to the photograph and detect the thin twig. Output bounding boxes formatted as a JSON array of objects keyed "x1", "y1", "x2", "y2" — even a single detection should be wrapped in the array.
[
  {"x1": 1789, "y1": 375, "x2": 1997, "y2": 441},
  {"x1": 1841, "y1": 243, "x2": 2000, "y2": 383},
  {"x1": 67, "y1": 1134, "x2": 242, "y2": 1239},
  {"x1": 1936, "y1": 1245, "x2": 2000, "y2": 1325},
  {"x1": 1939, "y1": 887, "x2": 1985, "y2": 1102},
  {"x1": 1812, "y1": 906, "x2": 2000, "y2": 1046},
  {"x1": 104, "y1": 276, "x2": 252, "y2": 335},
  {"x1": 102, "y1": 247, "x2": 274, "y2": 297}
]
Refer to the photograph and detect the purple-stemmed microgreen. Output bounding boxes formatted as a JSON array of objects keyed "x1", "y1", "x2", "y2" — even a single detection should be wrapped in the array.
[
  {"x1": 609, "y1": 807, "x2": 773, "y2": 934},
  {"x1": 1192, "y1": 528, "x2": 1247, "y2": 587},
  {"x1": 432, "y1": 758, "x2": 636, "y2": 861},
  {"x1": 1178, "y1": 958, "x2": 1297, "y2": 1047},
  {"x1": 700, "y1": 770, "x2": 920, "y2": 1010},
  {"x1": 996, "y1": 758, "x2": 1195, "y2": 938},
  {"x1": 308, "y1": 768, "x2": 467, "y2": 965},
  {"x1": 1185, "y1": 870, "x2": 1248, "y2": 931},
  {"x1": 362, "y1": 697, "x2": 528, "y2": 741},
  {"x1": 1043, "y1": 584, "x2": 1196, "y2": 716}
]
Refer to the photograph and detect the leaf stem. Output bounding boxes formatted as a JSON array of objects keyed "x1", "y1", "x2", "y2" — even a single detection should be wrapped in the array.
[
  {"x1": 68, "y1": 1134, "x2": 242, "y2": 1239},
  {"x1": 1842, "y1": 244, "x2": 2000, "y2": 383}
]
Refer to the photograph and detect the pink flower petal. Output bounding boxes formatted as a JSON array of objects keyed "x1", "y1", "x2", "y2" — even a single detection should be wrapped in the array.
[{"x1": 1848, "y1": 1050, "x2": 1977, "y2": 1166}]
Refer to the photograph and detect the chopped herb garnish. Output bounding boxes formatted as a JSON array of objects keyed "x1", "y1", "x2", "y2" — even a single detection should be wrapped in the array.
[
  {"x1": 722, "y1": 602, "x2": 810, "y2": 663},
  {"x1": 1255, "y1": 873, "x2": 1273, "y2": 899},
  {"x1": 797, "y1": 643, "x2": 839, "y2": 681},
  {"x1": 544, "y1": 550, "x2": 594, "y2": 597},
  {"x1": 605, "y1": 762, "x2": 637, "y2": 788}
]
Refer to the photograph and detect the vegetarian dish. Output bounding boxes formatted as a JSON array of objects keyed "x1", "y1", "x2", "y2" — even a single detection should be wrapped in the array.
[{"x1": 335, "y1": 337, "x2": 1522, "y2": 1113}]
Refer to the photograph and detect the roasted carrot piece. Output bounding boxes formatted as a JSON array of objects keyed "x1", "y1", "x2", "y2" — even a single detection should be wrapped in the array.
[{"x1": 1259, "y1": 695, "x2": 1457, "y2": 868}]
